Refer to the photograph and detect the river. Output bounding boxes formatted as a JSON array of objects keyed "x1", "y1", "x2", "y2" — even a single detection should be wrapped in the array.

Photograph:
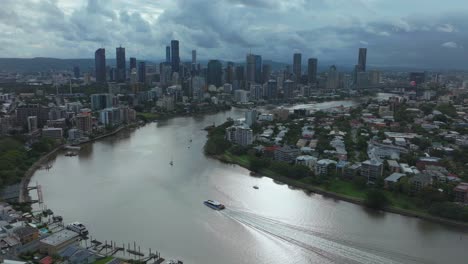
[{"x1": 30, "y1": 96, "x2": 468, "y2": 264}]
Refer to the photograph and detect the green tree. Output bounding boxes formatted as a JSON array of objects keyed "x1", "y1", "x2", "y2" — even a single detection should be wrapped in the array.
[{"x1": 364, "y1": 189, "x2": 389, "y2": 210}]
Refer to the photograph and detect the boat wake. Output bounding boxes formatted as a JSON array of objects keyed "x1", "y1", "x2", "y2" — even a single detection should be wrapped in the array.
[{"x1": 222, "y1": 208, "x2": 431, "y2": 264}]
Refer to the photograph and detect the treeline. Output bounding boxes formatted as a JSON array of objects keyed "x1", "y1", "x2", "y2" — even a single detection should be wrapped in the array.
[
  {"x1": 204, "y1": 121, "x2": 233, "y2": 155},
  {"x1": 0, "y1": 137, "x2": 56, "y2": 188}
]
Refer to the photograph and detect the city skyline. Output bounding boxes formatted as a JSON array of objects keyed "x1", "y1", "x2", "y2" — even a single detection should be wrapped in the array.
[{"x1": 1, "y1": 0, "x2": 468, "y2": 69}]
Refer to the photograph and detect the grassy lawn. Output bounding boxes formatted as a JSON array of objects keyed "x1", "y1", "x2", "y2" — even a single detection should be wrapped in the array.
[
  {"x1": 322, "y1": 179, "x2": 367, "y2": 200},
  {"x1": 385, "y1": 191, "x2": 426, "y2": 213},
  {"x1": 137, "y1": 112, "x2": 160, "y2": 120},
  {"x1": 223, "y1": 152, "x2": 250, "y2": 167},
  {"x1": 93, "y1": 257, "x2": 114, "y2": 264}
]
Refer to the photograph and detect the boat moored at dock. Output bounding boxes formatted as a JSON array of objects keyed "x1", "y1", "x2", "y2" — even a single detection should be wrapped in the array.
[{"x1": 66, "y1": 222, "x2": 89, "y2": 236}]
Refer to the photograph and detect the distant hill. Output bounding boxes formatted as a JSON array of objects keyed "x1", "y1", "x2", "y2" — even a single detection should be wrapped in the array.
[{"x1": 0, "y1": 58, "x2": 117, "y2": 73}]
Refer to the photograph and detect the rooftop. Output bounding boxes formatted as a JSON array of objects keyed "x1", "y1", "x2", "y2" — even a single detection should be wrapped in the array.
[
  {"x1": 40, "y1": 229, "x2": 79, "y2": 246},
  {"x1": 385, "y1": 173, "x2": 406, "y2": 183}
]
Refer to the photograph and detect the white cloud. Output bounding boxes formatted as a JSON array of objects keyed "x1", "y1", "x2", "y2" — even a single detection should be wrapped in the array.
[
  {"x1": 437, "y1": 24, "x2": 456, "y2": 33},
  {"x1": 441, "y1": 41, "x2": 458, "y2": 48},
  {"x1": 1, "y1": 0, "x2": 468, "y2": 68}
]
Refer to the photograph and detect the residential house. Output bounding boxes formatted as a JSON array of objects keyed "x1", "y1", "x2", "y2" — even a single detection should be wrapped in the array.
[
  {"x1": 454, "y1": 183, "x2": 468, "y2": 204},
  {"x1": 384, "y1": 173, "x2": 406, "y2": 189},
  {"x1": 387, "y1": 160, "x2": 400, "y2": 173}
]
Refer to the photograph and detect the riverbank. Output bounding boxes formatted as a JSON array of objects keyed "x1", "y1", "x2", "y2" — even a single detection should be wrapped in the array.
[
  {"x1": 214, "y1": 152, "x2": 468, "y2": 229},
  {"x1": 19, "y1": 125, "x2": 132, "y2": 203}
]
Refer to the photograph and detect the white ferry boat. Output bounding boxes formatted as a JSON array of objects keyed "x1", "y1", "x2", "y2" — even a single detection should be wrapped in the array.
[
  {"x1": 66, "y1": 222, "x2": 89, "y2": 236},
  {"x1": 203, "y1": 200, "x2": 225, "y2": 210}
]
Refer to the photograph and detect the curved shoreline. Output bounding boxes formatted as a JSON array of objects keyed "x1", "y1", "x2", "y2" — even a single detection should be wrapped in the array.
[
  {"x1": 214, "y1": 154, "x2": 468, "y2": 229},
  {"x1": 19, "y1": 125, "x2": 129, "y2": 203}
]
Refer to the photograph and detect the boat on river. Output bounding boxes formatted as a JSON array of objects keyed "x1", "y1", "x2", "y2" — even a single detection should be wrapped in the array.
[{"x1": 203, "y1": 200, "x2": 225, "y2": 210}]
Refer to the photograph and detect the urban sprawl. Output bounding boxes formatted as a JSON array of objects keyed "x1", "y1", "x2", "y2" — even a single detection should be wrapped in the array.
[{"x1": 0, "y1": 40, "x2": 468, "y2": 264}]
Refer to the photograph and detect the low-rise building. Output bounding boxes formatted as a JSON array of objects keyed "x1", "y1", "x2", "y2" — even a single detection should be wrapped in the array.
[
  {"x1": 315, "y1": 159, "x2": 337, "y2": 176},
  {"x1": 225, "y1": 125, "x2": 253, "y2": 146},
  {"x1": 387, "y1": 160, "x2": 400, "y2": 173},
  {"x1": 274, "y1": 146, "x2": 300, "y2": 163},
  {"x1": 344, "y1": 163, "x2": 361, "y2": 179},
  {"x1": 454, "y1": 182, "x2": 468, "y2": 204},
  {"x1": 39, "y1": 229, "x2": 80, "y2": 255},
  {"x1": 13, "y1": 226, "x2": 39, "y2": 244},
  {"x1": 384, "y1": 173, "x2": 406, "y2": 189},
  {"x1": 42, "y1": 127, "x2": 63, "y2": 139},
  {"x1": 295, "y1": 155, "x2": 317, "y2": 169},
  {"x1": 361, "y1": 159, "x2": 383, "y2": 184},
  {"x1": 409, "y1": 173, "x2": 433, "y2": 192}
]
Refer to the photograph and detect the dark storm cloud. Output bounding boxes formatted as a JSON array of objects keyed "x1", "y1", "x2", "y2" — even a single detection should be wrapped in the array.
[{"x1": 1, "y1": 0, "x2": 468, "y2": 68}]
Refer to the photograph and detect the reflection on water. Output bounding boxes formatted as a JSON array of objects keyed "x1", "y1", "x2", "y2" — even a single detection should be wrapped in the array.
[{"x1": 30, "y1": 96, "x2": 468, "y2": 264}]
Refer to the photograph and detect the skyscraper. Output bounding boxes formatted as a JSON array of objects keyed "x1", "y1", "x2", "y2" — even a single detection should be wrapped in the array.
[
  {"x1": 130, "y1": 57, "x2": 137, "y2": 70},
  {"x1": 358, "y1": 48, "x2": 367, "y2": 72},
  {"x1": 207, "y1": 60, "x2": 223, "y2": 88},
  {"x1": 171, "y1": 40, "x2": 180, "y2": 73},
  {"x1": 283, "y1": 80, "x2": 295, "y2": 99},
  {"x1": 166, "y1": 46, "x2": 171, "y2": 63},
  {"x1": 307, "y1": 58, "x2": 318, "y2": 84},
  {"x1": 254, "y1": 55, "x2": 262, "y2": 84},
  {"x1": 138, "y1": 61, "x2": 146, "y2": 83},
  {"x1": 326, "y1": 65, "x2": 339, "y2": 89},
  {"x1": 192, "y1": 50, "x2": 196, "y2": 65},
  {"x1": 116, "y1": 47, "x2": 126, "y2": 83},
  {"x1": 73, "y1": 66, "x2": 80, "y2": 79},
  {"x1": 225, "y1": 62, "x2": 234, "y2": 84},
  {"x1": 293, "y1": 53, "x2": 302, "y2": 81},
  {"x1": 94, "y1": 48, "x2": 106, "y2": 83},
  {"x1": 262, "y1": 64, "x2": 271, "y2": 84},
  {"x1": 266, "y1": 79, "x2": 278, "y2": 99},
  {"x1": 246, "y1": 54, "x2": 256, "y2": 85}
]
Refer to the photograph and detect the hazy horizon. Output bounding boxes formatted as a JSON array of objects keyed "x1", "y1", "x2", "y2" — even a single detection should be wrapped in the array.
[{"x1": 1, "y1": 0, "x2": 468, "y2": 69}]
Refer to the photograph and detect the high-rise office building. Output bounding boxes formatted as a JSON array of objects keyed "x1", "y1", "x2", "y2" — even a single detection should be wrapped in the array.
[
  {"x1": 130, "y1": 57, "x2": 137, "y2": 70},
  {"x1": 225, "y1": 62, "x2": 234, "y2": 84},
  {"x1": 246, "y1": 54, "x2": 256, "y2": 84},
  {"x1": 116, "y1": 46, "x2": 126, "y2": 82},
  {"x1": 192, "y1": 50, "x2": 196, "y2": 65},
  {"x1": 254, "y1": 55, "x2": 262, "y2": 84},
  {"x1": 326, "y1": 65, "x2": 339, "y2": 89},
  {"x1": 171, "y1": 40, "x2": 180, "y2": 73},
  {"x1": 138, "y1": 61, "x2": 146, "y2": 83},
  {"x1": 358, "y1": 48, "x2": 367, "y2": 72},
  {"x1": 94, "y1": 48, "x2": 106, "y2": 83},
  {"x1": 266, "y1": 79, "x2": 278, "y2": 100},
  {"x1": 262, "y1": 64, "x2": 271, "y2": 84},
  {"x1": 91, "y1": 94, "x2": 113, "y2": 110},
  {"x1": 207, "y1": 60, "x2": 223, "y2": 88},
  {"x1": 293, "y1": 53, "x2": 302, "y2": 81},
  {"x1": 73, "y1": 66, "x2": 80, "y2": 79},
  {"x1": 166, "y1": 46, "x2": 171, "y2": 63},
  {"x1": 283, "y1": 80, "x2": 295, "y2": 99},
  {"x1": 307, "y1": 58, "x2": 318, "y2": 84}
]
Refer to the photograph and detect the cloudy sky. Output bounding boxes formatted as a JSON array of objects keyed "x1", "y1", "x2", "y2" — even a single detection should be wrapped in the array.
[{"x1": 1, "y1": 0, "x2": 468, "y2": 68}]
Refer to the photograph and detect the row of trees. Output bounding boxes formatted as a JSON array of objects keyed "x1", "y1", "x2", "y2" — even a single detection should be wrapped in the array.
[{"x1": 0, "y1": 137, "x2": 56, "y2": 188}]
